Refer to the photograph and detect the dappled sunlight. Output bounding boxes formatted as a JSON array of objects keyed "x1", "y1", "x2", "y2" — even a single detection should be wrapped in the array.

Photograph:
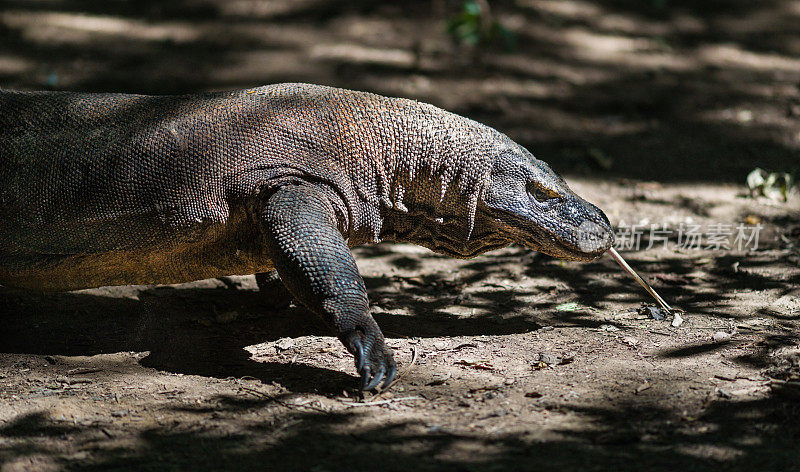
[
  {"x1": 0, "y1": 10, "x2": 202, "y2": 43},
  {"x1": 217, "y1": 0, "x2": 333, "y2": 19},
  {"x1": 310, "y1": 43, "x2": 416, "y2": 67},
  {"x1": 0, "y1": 54, "x2": 32, "y2": 75},
  {"x1": 697, "y1": 44, "x2": 800, "y2": 73},
  {"x1": 1, "y1": 1, "x2": 799, "y2": 470}
]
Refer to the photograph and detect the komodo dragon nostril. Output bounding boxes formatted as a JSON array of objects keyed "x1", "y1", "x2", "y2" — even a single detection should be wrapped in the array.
[{"x1": 577, "y1": 219, "x2": 612, "y2": 253}]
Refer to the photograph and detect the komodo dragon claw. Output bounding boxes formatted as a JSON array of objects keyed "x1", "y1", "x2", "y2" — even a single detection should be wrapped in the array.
[{"x1": 345, "y1": 331, "x2": 396, "y2": 391}]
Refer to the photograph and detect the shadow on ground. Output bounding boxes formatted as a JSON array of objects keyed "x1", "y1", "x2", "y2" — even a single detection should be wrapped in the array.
[
  {"x1": 1, "y1": 244, "x2": 797, "y2": 383},
  {"x1": 0, "y1": 384, "x2": 798, "y2": 471}
]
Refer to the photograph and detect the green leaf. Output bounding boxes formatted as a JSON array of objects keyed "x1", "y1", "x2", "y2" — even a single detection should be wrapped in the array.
[
  {"x1": 463, "y1": 0, "x2": 481, "y2": 16},
  {"x1": 555, "y1": 302, "x2": 580, "y2": 312},
  {"x1": 746, "y1": 168, "x2": 766, "y2": 191},
  {"x1": 747, "y1": 167, "x2": 794, "y2": 201},
  {"x1": 446, "y1": 0, "x2": 517, "y2": 51}
]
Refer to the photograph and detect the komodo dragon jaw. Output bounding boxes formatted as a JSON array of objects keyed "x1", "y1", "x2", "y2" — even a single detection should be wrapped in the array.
[{"x1": 481, "y1": 148, "x2": 614, "y2": 261}]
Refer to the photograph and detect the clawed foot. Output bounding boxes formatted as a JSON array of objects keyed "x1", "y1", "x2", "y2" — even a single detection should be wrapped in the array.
[{"x1": 342, "y1": 330, "x2": 396, "y2": 391}]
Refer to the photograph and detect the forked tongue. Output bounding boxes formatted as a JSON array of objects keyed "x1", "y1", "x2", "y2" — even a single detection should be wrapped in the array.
[{"x1": 607, "y1": 247, "x2": 673, "y2": 313}]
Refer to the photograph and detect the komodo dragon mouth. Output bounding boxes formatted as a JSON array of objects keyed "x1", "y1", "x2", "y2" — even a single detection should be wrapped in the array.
[{"x1": 490, "y1": 211, "x2": 614, "y2": 262}]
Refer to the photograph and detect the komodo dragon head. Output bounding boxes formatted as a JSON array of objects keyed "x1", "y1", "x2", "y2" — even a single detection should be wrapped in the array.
[{"x1": 480, "y1": 144, "x2": 614, "y2": 262}]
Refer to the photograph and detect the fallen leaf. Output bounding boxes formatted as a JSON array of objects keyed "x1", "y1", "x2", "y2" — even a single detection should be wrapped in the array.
[
  {"x1": 622, "y1": 336, "x2": 640, "y2": 346},
  {"x1": 638, "y1": 305, "x2": 667, "y2": 321},
  {"x1": 555, "y1": 302, "x2": 580, "y2": 312},
  {"x1": 533, "y1": 353, "x2": 574, "y2": 365},
  {"x1": 714, "y1": 374, "x2": 737, "y2": 381},
  {"x1": 455, "y1": 360, "x2": 494, "y2": 370},
  {"x1": 745, "y1": 214, "x2": 762, "y2": 225}
]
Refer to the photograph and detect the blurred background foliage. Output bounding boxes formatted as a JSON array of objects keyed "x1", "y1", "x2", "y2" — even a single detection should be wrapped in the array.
[
  {"x1": 446, "y1": 0, "x2": 517, "y2": 51},
  {"x1": 0, "y1": 0, "x2": 798, "y2": 184}
]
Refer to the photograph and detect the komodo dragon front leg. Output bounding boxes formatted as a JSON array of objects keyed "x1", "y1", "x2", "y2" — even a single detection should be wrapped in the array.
[{"x1": 261, "y1": 183, "x2": 396, "y2": 390}]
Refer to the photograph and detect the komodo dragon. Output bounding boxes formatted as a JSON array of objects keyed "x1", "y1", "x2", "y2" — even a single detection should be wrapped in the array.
[{"x1": 0, "y1": 83, "x2": 614, "y2": 390}]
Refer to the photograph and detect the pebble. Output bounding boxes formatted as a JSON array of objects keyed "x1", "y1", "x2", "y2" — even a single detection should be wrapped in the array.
[{"x1": 712, "y1": 331, "x2": 732, "y2": 343}]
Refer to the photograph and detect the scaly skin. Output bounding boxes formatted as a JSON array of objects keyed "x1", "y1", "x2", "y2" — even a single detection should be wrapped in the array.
[{"x1": 0, "y1": 83, "x2": 613, "y2": 390}]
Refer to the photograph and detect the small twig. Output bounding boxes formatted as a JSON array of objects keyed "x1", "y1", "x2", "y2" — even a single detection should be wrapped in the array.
[
  {"x1": 66, "y1": 368, "x2": 102, "y2": 375},
  {"x1": 373, "y1": 345, "x2": 419, "y2": 399},
  {"x1": 648, "y1": 329, "x2": 673, "y2": 336},
  {"x1": 339, "y1": 396, "x2": 424, "y2": 407},
  {"x1": 426, "y1": 343, "x2": 479, "y2": 357},
  {"x1": 237, "y1": 384, "x2": 329, "y2": 413},
  {"x1": 236, "y1": 384, "x2": 270, "y2": 398}
]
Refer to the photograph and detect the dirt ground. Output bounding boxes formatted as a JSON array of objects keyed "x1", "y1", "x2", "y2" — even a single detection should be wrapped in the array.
[{"x1": 1, "y1": 1, "x2": 800, "y2": 471}]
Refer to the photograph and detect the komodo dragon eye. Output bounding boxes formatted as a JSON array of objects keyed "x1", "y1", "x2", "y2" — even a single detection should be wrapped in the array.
[{"x1": 526, "y1": 182, "x2": 559, "y2": 203}]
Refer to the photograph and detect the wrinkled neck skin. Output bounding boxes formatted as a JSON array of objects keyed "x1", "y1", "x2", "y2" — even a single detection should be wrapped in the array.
[
  {"x1": 379, "y1": 203, "x2": 510, "y2": 259},
  {"x1": 350, "y1": 101, "x2": 512, "y2": 258}
]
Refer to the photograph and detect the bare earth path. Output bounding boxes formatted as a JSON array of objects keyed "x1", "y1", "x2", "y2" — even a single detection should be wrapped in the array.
[{"x1": 1, "y1": 0, "x2": 800, "y2": 470}]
